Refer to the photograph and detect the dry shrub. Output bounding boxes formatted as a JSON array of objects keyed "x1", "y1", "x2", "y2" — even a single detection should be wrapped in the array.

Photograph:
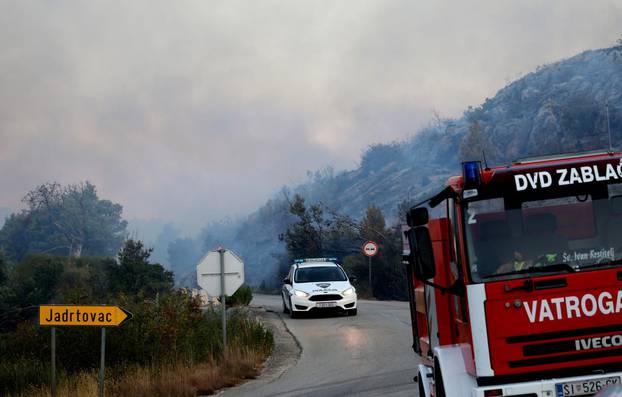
[
  {"x1": 9, "y1": 372, "x2": 99, "y2": 397},
  {"x1": 12, "y1": 348, "x2": 265, "y2": 397},
  {"x1": 113, "y1": 347, "x2": 265, "y2": 397}
]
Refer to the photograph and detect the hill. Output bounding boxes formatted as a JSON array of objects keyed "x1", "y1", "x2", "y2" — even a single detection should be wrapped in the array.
[{"x1": 196, "y1": 44, "x2": 622, "y2": 288}]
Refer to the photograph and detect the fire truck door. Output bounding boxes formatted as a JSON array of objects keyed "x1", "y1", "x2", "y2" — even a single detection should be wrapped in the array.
[{"x1": 449, "y1": 199, "x2": 470, "y2": 344}]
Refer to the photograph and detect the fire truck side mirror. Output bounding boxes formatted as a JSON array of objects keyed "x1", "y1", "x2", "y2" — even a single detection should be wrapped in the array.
[
  {"x1": 407, "y1": 207, "x2": 428, "y2": 227},
  {"x1": 410, "y1": 227, "x2": 436, "y2": 280}
]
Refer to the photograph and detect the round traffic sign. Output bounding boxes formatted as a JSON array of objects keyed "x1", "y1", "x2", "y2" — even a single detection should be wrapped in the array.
[{"x1": 362, "y1": 241, "x2": 379, "y2": 257}]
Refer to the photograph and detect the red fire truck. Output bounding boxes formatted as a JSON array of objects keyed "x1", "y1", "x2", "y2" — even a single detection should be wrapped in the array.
[{"x1": 404, "y1": 151, "x2": 622, "y2": 397}]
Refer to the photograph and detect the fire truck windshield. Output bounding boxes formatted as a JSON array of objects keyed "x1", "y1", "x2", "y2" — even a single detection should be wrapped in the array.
[{"x1": 464, "y1": 182, "x2": 622, "y2": 282}]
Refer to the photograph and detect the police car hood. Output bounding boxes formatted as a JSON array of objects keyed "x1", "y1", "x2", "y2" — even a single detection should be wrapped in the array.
[
  {"x1": 295, "y1": 281, "x2": 352, "y2": 295},
  {"x1": 482, "y1": 267, "x2": 622, "y2": 377}
]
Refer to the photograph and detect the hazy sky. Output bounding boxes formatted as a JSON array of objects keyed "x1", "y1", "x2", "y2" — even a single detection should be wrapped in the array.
[{"x1": 1, "y1": 1, "x2": 620, "y2": 232}]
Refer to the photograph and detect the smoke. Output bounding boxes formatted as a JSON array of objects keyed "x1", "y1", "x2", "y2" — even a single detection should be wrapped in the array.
[{"x1": 0, "y1": 1, "x2": 619, "y2": 231}]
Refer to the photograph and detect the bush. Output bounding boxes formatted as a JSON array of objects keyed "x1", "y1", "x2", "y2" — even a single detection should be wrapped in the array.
[
  {"x1": 0, "y1": 357, "x2": 51, "y2": 395},
  {"x1": 0, "y1": 292, "x2": 273, "y2": 395},
  {"x1": 227, "y1": 285, "x2": 253, "y2": 307},
  {"x1": 0, "y1": 240, "x2": 272, "y2": 395}
]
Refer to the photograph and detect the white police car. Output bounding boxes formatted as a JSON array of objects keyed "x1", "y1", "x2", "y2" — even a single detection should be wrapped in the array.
[{"x1": 282, "y1": 258, "x2": 357, "y2": 318}]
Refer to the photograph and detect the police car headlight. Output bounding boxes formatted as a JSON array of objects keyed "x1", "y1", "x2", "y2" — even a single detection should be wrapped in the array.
[
  {"x1": 342, "y1": 287, "x2": 355, "y2": 296},
  {"x1": 294, "y1": 290, "x2": 309, "y2": 298}
]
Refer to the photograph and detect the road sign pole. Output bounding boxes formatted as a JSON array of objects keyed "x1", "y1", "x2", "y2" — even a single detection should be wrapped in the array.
[
  {"x1": 368, "y1": 256, "x2": 372, "y2": 294},
  {"x1": 362, "y1": 241, "x2": 378, "y2": 296},
  {"x1": 219, "y1": 248, "x2": 227, "y2": 355},
  {"x1": 51, "y1": 327, "x2": 56, "y2": 397},
  {"x1": 99, "y1": 327, "x2": 106, "y2": 397}
]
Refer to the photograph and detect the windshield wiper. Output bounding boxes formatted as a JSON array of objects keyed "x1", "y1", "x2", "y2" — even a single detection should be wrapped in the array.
[{"x1": 481, "y1": 263, "x2": 576, "y2": 279}]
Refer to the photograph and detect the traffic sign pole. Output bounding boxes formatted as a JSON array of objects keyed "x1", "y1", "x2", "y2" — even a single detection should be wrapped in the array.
[
  {"x1": 51, "y1": 327, "x2": 56, "y2": 397},
  {"x1": 99, "y1": 327, "x2": 106, "y2": 397},
  {"x1": 368, "y1": 256, "x2": 372, "y2": 292},
  {"x1": 219, "y1": 247, "x2": 227, "y2": 355},
  {"x1": 38, "y1": 304, "x2": 131, "y2": 397},
  {"x1": 362, "y1": 241, "x2": 379, "y2": 296}
]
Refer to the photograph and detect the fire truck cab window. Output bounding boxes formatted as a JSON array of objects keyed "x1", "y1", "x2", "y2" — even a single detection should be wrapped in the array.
[{"x1": 464, "y1": 183, "x2": 622, "y2": 281}]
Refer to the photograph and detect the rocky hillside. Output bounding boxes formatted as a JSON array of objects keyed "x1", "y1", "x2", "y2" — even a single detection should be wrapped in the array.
[{"x1": 200, "y1": 44, "x2": 622, "y2": 288}]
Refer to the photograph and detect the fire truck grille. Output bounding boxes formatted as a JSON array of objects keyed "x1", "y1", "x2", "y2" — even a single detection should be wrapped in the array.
[
  {"x1": 509, "y1": 347, "x2": 622, "y2": 368},
  {"x1": 309, "y1": 294, "x2": 342, "y2": 302}
]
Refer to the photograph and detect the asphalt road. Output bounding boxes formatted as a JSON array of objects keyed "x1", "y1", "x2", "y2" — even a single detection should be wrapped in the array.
[{"x1": 219, "y1": 294, "x2": 420, "y2": 397}]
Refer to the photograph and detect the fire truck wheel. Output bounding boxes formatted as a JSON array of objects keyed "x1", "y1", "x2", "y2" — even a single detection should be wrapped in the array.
[
  {"x1": 348, "y1": 308, "x2": 357, "y2": 316},
  {"x1": 282, "y1": 296, "x2": 290, "y2": 314},
  {"x1": 434, "y1": 358, "x2": 446, "y2": 397}
]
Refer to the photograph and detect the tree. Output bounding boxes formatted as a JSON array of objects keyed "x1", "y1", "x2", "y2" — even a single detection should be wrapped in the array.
[
  {"x1": 459, "y1": 121, "x2": 487, "y2": 162},
  {"x1": 110, "y1": 239, "x2": 173, "y2": 297},
  {"x1": 0, "y1": 250, "x2": 8, "y2": 285},
  {"x1": 281, "y1": 195, "x2": 358, "y2": 278},
  {"x1": 342, "y1": 206, "x2": 407, "y2": 300},
  {"x1": 283, "y1": 195, "x2": 359, "y2": 258},
  {"x1": 0, "y1": 182, "x2": 127, "y2": 261},
  {"x1": 282, "y1": 195, "x2": 327, "y2": 258},
  {"x1": 360, "y1": 205, "x2": 386, "y2": 241}
]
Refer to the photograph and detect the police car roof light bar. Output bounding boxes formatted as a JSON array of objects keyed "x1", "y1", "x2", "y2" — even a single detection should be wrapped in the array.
[{"x1": 294, "y1": 257, "x2": 338, "y2": 263}]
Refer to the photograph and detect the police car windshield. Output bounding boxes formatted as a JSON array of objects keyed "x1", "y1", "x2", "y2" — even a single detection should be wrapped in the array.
[
  {"x1": 294, "y1": 266, "x2": 347, "y2": 283},
  {"x1": 465, "y1": 183, "x2": 622, "y2": 282}
]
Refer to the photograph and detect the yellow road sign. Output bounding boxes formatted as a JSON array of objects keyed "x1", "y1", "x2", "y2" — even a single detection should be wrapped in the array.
[{"x1": 39, "y1": 305, "x2": 132, "y2": 327}]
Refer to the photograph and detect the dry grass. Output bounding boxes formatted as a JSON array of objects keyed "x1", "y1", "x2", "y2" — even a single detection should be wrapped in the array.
[
  {"x1": 10, "y1": 347, "x2": 267, "y2": 397},
  {"x1": 9, "y1": 372, "x2": 99, "y2": 397}
]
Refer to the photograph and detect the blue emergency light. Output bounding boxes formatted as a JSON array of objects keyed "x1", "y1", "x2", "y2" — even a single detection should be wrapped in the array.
[{"x1": 462, "y1": 161, "x2": 482, "y2": 188}]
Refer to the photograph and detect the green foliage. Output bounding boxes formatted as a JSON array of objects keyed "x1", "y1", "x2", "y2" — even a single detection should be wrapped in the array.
[
  {"x1": 227, "y1": 309, "x2": 273, "y2": 353},
  {"x1": 0, "y1": 250, "x2": 7, "y2": 285},
  {"x1": 0, "y1": 240, "x2": 172, "y2": 332},
  {"x1": 0, "y1": 182, "x2": 127, "y2": 262},
  {"x1": 282, "y1": 195, "x2": 358, "y2": 260},
  {"x1": 283, "y1": 195, "x2": 327, "y2": 258},
  {"x1": 0, "y1": 293, "x2": 273, "y2": 395},
  {"x1": 0, "y1": 357, "x2": 52, "y2": 394},
  {"x1": 341, "y1": 206, "x2": 408, "y2": 300},
  {"x1": 282, "y1": 201, "x2": 406, "y2": 299},
  {"x1": 0, "y1": 184, "x2": 273, "y2": 395},
  {"x1": 110, "y1": 239, "x2": 174, "y2": 298},
  {"x1": 227, "y1": 284, "x2": 253, "y2": 306}
]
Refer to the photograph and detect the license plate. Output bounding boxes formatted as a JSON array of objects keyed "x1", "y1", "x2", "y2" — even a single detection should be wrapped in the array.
[
  {"x1": 556, "y1": 376, "x2": 620, "y2": 396},
  {"x1": 316, "y1": 302, "x2": 336, "y2": 308}
]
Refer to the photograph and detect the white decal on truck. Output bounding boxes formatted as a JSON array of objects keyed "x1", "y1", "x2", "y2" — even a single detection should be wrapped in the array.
[
  {"x1": 561, "y1": 248, "x2": 615, "y2": 263},
  {"x1": 575, "y1": 335, "x2": 622, "y2": 351},
  {"x1": 523, "y1": 290, "x2": 622, "y2": 323},
  {"x1": 514, "y1": 160, "x2": 622, "y2": 191}
]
